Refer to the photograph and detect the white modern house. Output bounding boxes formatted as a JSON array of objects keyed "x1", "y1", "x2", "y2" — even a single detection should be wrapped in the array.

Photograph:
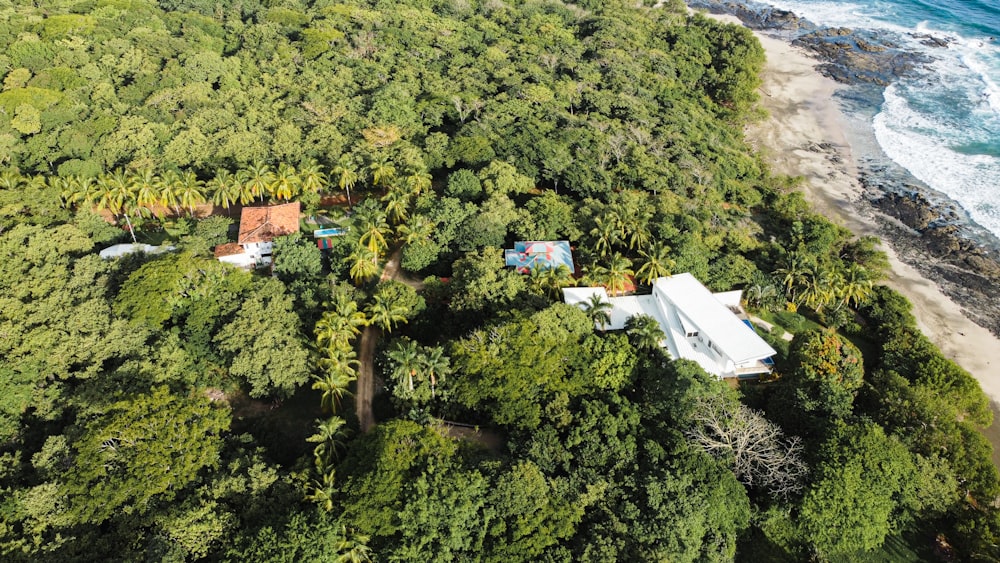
[{"x1": 564, "y1": 273, "x2": 776, "y2": 379}]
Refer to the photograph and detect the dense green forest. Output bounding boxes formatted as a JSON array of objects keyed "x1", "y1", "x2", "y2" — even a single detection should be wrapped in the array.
[{"x1": 2, "y1": 0, "x2": 999, "y2": 560}]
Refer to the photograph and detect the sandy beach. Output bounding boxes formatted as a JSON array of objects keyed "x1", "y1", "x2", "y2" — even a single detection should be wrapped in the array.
[{"x1": 706, "y1": 15, "x2": 1000, "y2": 419}]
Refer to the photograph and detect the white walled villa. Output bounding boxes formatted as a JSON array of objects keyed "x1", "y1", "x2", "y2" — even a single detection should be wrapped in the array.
[{"x1": 564, "y1": 273, "x2": 776, "y2": 380}]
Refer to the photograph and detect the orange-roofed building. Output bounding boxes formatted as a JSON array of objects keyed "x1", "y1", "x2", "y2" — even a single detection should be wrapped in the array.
[{"x1": 217, "y1": 202, "x2": 301, "y2": 269}]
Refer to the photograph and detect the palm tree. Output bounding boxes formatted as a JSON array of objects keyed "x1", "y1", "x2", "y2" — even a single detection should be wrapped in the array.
[
  {"x1": 345, "y1": 247, "x2": 380, "y2": 286},
  {"x1": 209, "y1": 169, "x2": 243, "y2": 214},
  {"x1": 403, "y1": 169, "x2": 432, "y2": 196},
  {"x1": 590, "y1": 215, "x2": 621, "y2": 258},
  {"x1": 60, "y1": 175, "x2": 95, "y2": 209},
  {"x1": 635, "y1": 242, "x2": 674, "y2": 286},
  {"x1": 381, "y1": 185, "x2": 411, "y2": 225},
  {"x1": 420, "y1": 346, "x2": 450, "y2": 399},
  {"x1": 159, "y1": 169, "x2": 182, "y2": 215},
  {"x1": 299, "y1": 158, "x2": 327, "y2": 196},
  {"x1": 365, "y1": 292, "x2": 408, "y2": 333},
  {"x1": 95, "y1": 170, "x2": 138, "y2": 243},
  {"x1": 270, "y1": 162, "x2": 300, "y2": 201},
  {"x1": 175, "y1": 170, "x2": 206, "y2": 215},
  {"x1": 387, "y1": 339, "x2": 422, "y2": 395},
  {"x1": 368, "y1": 154, "x2": 396, "y2": 189},
  {"x1": 625, "y1": 314, "x2": 664, "y2": 351},
  {"x1": 306, "y1": 416, "x2": 349, "y2": 471},
  {"x1": 313, "y1": 350, "x2": 358, "y2": 414},
  {"x1": 315, "y1": 306, "x2": 367, "y2": 349},
  {"x1": 244, "y1": 160, "x2": 274, "y2": 203},
  {"x1": 396, "y1": 214, "x2": 435, "y2": 245},
  {"x1": 356, "y1": 212, "x2": 391, "y2": 255},
  {"x1": 332, "y1": 526, "x2": 374, "y2": 563},
  {"x1": 581, "y1": 292, "x2": 613, "y2": 332},
  {"x1": 540, "y1": 264, "x2": 574, "y2": 300},
  {"x1": 774, "y1": 252, "x2": 810, "y2": 303},
  {"x1": 131, "y1": 168, "x2": 162, "y2": 217},
  {"x1": 837, "y1": 263, "x2": 874, "y2": 309},
  {"x1": 333, "y1": 154, "x2": 360, "y2": 209},
  {"x1": 305, "y1": 468, "x2": 337, "y2": 512},
  {"x1": 0, "y1": 169, "x2": 23, "y2": 191},
  {"x1": 598, "y1": 252, "x2": 634, "y2": 297}
]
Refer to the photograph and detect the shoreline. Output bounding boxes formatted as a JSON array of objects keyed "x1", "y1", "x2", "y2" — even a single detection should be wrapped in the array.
[{"x1": 706, "y1": 13, "x2": 1000, "y2": 458}]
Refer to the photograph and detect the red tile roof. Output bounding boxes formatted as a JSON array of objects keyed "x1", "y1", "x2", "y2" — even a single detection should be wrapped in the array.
[
  {"x1": 214, "y1": 242, "x2": 245, "y2": 258},
  {"x1": 238, "y1": 202, "x2": 300, "y2": 244}
]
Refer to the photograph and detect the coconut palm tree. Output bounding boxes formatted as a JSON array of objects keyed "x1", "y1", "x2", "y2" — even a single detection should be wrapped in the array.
[
  {"x1": 95, "y1": 170, "x2": 139, "y2": 242},
  {"x1": 244, "y1": 160, "x2": 274, "y2": 203},
  {"x1": 345, "y1": 247, "x2": 380, "y2": 286},
  {"x1": 396, "y1": 214, "x2": 435, "y2": 245},
  {"x1": 60, "y1": 175, "x2": 95, "y2": 209},
  {"x1": 595, "y1": 252, "x2": 634, "y2": 297},
  {"x1": 581, "y1": 292, "x2": 613, "y2": 332},
  {"x1": 625, "y1": 314, "x2": 664, "y2": 352},
  {"x1": 131, "y1": 167, "x2": 162, "y2": 217},
  {"x1": 0, "y1": 169, "x2": 23, "y2": 190},
  {"x1": 403, "y1": 169, "x2": 432, "y2": 196},
  {"x1": 299, "y1": 158, "x2": 327, "y2": 197},
  {"x1": 635, "y1": 242, "x2": 674, "y2": 286},
  {"x1": 590, "y1": 215, "x2": 621, "y2": 258},
  {"x1": 368, "y1": 154, "x2": 396, "y2": 189},
  {"x1": 307, "y1": 416, "x2": 349, "y2": 472},
  {"x1": 333, "y1": 154, "x2": 360, "y2": 209},
  {"x1": 381, "y1": 185, "x2": 411, "y2": 225},
  {"x1": 420, "y1": 345, "x2": 450, "y2": 399},
  {"x1": 837, "y1": 263, "x2": 874, "y2": 309},
  {"x1": 315, "y1": 305, "x2": 367, "y2": 350},
  {"x1": 271, "y1": 162, "x2": 300, "y2": 201},
  {"x1": 773, "y1": 252, "x2": 810, "y2": 303},
  {"x1": 365, "y1": 292, "x2": 408, "y2": 333},
  {"x1": 313, "y1": 349, "x2": 358, "y2": 414},
  {"x1": 387, "y1": 338, "x2": 422, "y2": 396},
  {"x1": 159, "y1": 169, "x2": 182, "y2": 215},
  {"x1": 175, "y1": 170, "x2": 206, "y2": 215},
  {"x1": 354, "y1": 203, "x2": 391, "y2": 255},
  {"x1": 209, "y1": 169, "x2": 241, "y2": 214},
  {"x1": 539, "y1": 263, "x2": 574, "y2": 300}
]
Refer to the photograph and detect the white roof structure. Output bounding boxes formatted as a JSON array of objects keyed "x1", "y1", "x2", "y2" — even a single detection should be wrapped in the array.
[
  {"x1": 654, "y1": 274, "x2": 774, "y2": 365},
  {"x1": 564, "y1": 273, "x2": 776, "y2": 379},
  {"x1": 99, "y1": 243, "x2": 175, "y2": 259}
]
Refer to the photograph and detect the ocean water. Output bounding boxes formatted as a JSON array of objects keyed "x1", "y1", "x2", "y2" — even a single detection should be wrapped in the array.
[{"x1": 755, "y1": 0, "x2": 1000, "y2": 239}]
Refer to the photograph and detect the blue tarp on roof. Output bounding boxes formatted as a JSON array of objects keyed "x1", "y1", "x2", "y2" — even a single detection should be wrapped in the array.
[{"x1": 505, "y1": 241, "x2": 575, "y2": 274}]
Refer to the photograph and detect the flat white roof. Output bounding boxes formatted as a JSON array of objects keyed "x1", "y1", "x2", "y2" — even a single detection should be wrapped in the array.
[
  {"x1": 99, "y1": 243, "x2": 175, "y2": 259},
  {"x1": 654, "y1": 274, "x2": 775, "y2": 363}
]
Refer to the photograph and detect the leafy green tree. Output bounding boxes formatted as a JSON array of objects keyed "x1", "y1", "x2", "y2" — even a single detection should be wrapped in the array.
[
  {"x1": 60, "y1": 386, "x2": 229, "y2": 525},
  {"x1": 777, "y1": 329, "x2": 864, "y2": 426},
  {"x1": 214, "y1": 279, "x2": 312, "y2": 398},
  {"x1": 798, "y1": 422, "x2": 917, "y2": 557}
]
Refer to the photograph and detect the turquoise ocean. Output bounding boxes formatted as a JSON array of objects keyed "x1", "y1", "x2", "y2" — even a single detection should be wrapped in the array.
[{"x1": 757, "y1": 0, "x2": 1000, "y2": 239}]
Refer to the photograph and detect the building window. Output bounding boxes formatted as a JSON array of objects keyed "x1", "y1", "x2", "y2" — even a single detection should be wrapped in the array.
[{"x1": 686, "y1": 331, "x2": 698, "y2": 338}]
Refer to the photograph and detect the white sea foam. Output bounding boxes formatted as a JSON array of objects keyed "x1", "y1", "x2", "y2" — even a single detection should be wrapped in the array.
[
  {"x1": 874, "y1": 85, "x2": 1000, "y2": 236},
  {"x1": 956, "y1": 47, "x2": 1000, "y2": 115}
]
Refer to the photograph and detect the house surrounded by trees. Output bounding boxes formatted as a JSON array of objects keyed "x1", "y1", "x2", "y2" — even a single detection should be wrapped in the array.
[
  {"x1": 216, "y1": 202, "x2": 301, "y2": 269},
  {"x1": 564, "y1": 273, "x2": 776, "y2": 379}
]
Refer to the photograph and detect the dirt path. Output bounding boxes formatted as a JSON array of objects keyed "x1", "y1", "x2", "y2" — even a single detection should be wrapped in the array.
[{"x1": 355, "y1": 247, "x2": 420, "y2": 433}]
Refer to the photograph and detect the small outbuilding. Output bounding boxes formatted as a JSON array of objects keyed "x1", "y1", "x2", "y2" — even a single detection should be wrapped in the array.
[{"x1": 99, "y1": 243, "x2": 175, "y2": 260}]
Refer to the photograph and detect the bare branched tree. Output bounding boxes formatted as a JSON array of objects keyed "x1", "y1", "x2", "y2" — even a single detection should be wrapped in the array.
[{"x1": 685, "y1": 394, "x2": 808, "y2": 500}]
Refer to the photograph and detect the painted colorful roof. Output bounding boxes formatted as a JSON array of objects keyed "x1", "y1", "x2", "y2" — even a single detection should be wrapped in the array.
[{"x1": 504, "y1": 240, "x2": 575, "y2": 273}]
